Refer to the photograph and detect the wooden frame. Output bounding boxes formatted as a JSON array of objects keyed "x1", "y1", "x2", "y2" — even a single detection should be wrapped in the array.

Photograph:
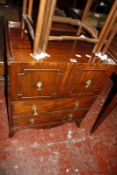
[
  {"x1": 102, "y1": 23, "x2": 117, "y2": 55},
  {"x1": 93, "y1": 1, "x2": 117, "y2": 53},
  {"x1": 22, "y1": 0, "x2": 117, "y2": 56}
]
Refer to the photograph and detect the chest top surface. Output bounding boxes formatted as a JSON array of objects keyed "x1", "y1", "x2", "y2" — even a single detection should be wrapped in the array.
[{"x1": 6, "y1": 21, "x2": 116, "y2": 67}]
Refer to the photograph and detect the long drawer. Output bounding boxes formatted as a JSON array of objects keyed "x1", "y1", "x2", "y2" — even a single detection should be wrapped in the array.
[
  {"x1": 12, "y1": 109, "x2": 88, "y2": 128},
  {"x1": 11, "y1": 96, "x2": 96, "y2": 115}
]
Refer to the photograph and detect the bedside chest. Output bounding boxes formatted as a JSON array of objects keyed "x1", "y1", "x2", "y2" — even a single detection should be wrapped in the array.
[{"x1": 5, "y1": 22, "x2": 116, "y2": 136}]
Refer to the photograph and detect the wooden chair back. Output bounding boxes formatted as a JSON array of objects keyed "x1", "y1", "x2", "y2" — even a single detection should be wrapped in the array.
[{"x1": 22, "y1": 0, "x2": 117, "y2": 57}]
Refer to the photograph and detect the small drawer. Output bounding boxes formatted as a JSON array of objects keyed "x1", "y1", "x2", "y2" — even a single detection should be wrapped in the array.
[
  {"x1": 11, "y1": 66, "x2": 65, "y2": 100},
  {"x1": 12, "y1": 111, "x2": 71, "y2": 127},
  {"x1": 66, "y1": 66, "x2": 108, "y2": 96},
  {"x1": 12, "y1": 108, "x2": 88, "y2": 128},
  {"x1": 11, "y1": 96, "x2": 96, "y2": 115}
]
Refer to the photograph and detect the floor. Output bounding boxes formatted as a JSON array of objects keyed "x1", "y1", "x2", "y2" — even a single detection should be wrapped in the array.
[{"x1": 0, "y1": 80, "x2": 117, "y2": 175}]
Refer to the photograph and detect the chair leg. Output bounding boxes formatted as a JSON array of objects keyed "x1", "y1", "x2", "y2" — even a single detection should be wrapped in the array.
[
  {"x1": 77, "y1": 0, "x2": 93, "y2": 35},
  {"x1": 102, "y1": 23, "x2": 117, "y2": 55},
  {"x1": 92, "y1": 1, "x2": 117, "y2": 54}
]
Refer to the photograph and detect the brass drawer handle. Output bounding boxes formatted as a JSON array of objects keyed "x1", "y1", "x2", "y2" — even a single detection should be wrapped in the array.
[
  {"x1": 29, "y1": 118, "x2": 35, "y2": 124},
  {"x1": 37, "y1": 81, "x2": 43, "y2": 91},
  {"x1": 84, "y1": 80, "x2": 92, "y2": 88},
  {"x1": 74, "y1": 101, "x2": 79, "y2": 110},
  {"x1": 32, "y1": 105, "x2": 39, "y2": 116},
  {"x1": 68, "y1": 113, "x2": 73, "y2": 121}
]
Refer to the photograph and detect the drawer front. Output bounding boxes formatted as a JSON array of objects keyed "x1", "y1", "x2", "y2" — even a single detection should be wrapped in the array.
[
  {"x1": 12, "y1": 111, "x2": 69, "y2": 127},
  {"x1": 12, "y1": 109, "x2": 88, "y2": 128},
  {"x1": 10, "y1": 65, "x2": 65, "y2": 100},
  {"x1": 65, "y1": 67, "x2": 108, "y2": 96},
  {"x1": 11, "y1": 96, "x2": 96, "y2": 115}
]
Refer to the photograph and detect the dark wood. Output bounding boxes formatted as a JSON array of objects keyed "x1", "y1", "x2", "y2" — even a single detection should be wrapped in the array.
[
  {"x1": 0, "y1": 16, "x2": 5, "y2": 77},
  {"x1": 5, "y1": 21, "x2": 116, "y2": 136},
  {"x1": 77, "y1": 0, "x2": 93, "y2": 35},
  {"x1": 21, "y1": 0, "x2": 117, "y2": 56},
  {"x1": 11, "y1": 96, "x2": 95, "y2": 114},
  {"x1": 107, "y1": 35, "x2": 117, "y2": 63},
  {"x1": 0, "y1": 16, "x2": 5, "y2": 87},
  {"x1": 91, "y1": 35, "x2": 117, "y2": 133},
  {"x1": 92, "y1": 0, "x2": 117, "y2": 53},
  {"x1": 102, "y1": 23, "x2": 117, "y2": 55},
  {"x1": 91, "y1": 72, "x2": 117, "y2": 133},
  {"x1": 12, "y1": 109, "x2": 87, "y2": 127}
]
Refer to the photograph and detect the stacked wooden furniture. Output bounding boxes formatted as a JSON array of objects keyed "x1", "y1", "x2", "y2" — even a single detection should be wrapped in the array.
[
  {"x1": 91, "y1": 32, "x2": 117, "y2": 133},
  {"x1": 6, "y1": 0, "x2": 117, "y2": 136},
  {"x1": 0, "y1": 16, "x2": 5, "y2": 86}
]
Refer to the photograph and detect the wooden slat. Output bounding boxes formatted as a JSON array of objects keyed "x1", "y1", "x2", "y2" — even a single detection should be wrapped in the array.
[
  {"x1": 39, "y1": 0, "x2": 53, "y2": 51},
  {"x1": 33, "y1": 0, "x2": 47, "y2": 55},
  {"x1": 43, "y1": 0, "x2": 57, "y2": 52},
  {"x1": 22, "y1": 0, "x2": 28, "y2": 29},
  {"x1": 23, "y1": 15, "x2": 34, "y2": 39},
  {"x1": 77, "y1": 0, "x2": 93, "y2": 35},
  {"x1": 49, "y1": 35, "x2": 98, "y2": 43},
  {"x1": 102, "y1": 23, "x2": 117, "y2": 54},
  {"x1": 0, "y1": 16, "x2": 4, "y2": 76},
  {"x1": 28, "y1": 0, "x2": 33, "y2": 17},
  {"x1": 53, "y1": 16, "x2": 98, "y2": 38},
  {"x1": 93, "y1": 0, "x2": 117, "y2": 53}
]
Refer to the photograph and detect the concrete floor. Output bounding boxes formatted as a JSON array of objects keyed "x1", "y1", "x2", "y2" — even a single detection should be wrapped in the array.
[{"x1": 0, "y1": 81, "x2": 117, "y2": 175}]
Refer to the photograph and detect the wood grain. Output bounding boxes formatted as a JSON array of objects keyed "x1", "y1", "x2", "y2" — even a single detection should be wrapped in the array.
[{"x1": 6, "y1": 22, "x2": 116, "y2": 136}]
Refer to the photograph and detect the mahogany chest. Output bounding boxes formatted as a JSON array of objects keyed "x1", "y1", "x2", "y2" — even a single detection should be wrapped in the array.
[{"x1": 6, "y1": 22, "x2": 116, "y2": 136}]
